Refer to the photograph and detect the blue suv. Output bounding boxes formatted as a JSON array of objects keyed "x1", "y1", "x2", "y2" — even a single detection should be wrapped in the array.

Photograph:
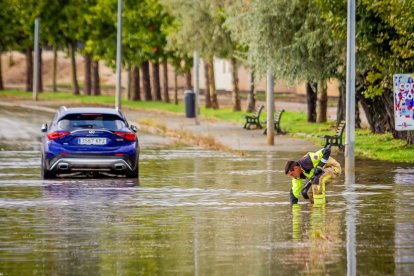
[{"x1": 41, "y1": 106, "x2": 139, "y2": 179}]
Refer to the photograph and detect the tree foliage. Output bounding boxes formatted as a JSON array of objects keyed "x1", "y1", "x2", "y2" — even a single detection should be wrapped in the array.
[
  {"x1": 226, "y1": 0, "x2": 343, "y2": 121},
  {"x1": 319, "y1": 0, "x2": 414, "y2": 139},
  {"x1": 2, "y1": 0, "x2": 414, "y2": 138},
  {"x1": 226, "y1": 0, "x2": 343, "y2": 83}
]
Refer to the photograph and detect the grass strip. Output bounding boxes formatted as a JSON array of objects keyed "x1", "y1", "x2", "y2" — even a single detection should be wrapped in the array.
[{"x1": 1, "y1": 90, "x2": 413, "y2": 163}]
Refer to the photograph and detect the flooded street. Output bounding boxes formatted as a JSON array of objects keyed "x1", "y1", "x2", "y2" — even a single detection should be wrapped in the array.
[{"x1": 1, "y1": 107, "x2": 414, "y2": 275}]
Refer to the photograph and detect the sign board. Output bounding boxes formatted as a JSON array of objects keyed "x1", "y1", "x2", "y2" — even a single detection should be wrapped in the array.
[{"x1": 393, "y1": 74, "x2": 414, "y2": 131}]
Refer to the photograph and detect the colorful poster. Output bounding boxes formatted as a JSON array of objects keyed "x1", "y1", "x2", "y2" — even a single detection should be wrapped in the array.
[{"x1": 393, "y1": 74, "x2": 414, "y2": 131}]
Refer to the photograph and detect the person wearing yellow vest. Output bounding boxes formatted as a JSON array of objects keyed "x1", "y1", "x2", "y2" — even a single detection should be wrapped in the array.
[{"x1": 284, "y1": 146, "x2": 341, "y2": 204}]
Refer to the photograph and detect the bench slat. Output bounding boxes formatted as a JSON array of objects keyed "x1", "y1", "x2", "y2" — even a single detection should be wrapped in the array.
[
  {"x1": 323, "y1": 120, "x2": 346, "y2": 149},
  {"x1": 263, "y1": 109, "x2": 285, "y2": 135},
  {"x1": 242, "y1": 105, "x2": 264, "y2": 130}
]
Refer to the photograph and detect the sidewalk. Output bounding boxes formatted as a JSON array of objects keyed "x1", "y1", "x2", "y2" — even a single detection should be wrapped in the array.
[
  {"x1": 123, "y1": 107, "x2": 319, "y2": 153},
  {"x1": 0, "y1": 100, "x2": 319, "y2": 153}
]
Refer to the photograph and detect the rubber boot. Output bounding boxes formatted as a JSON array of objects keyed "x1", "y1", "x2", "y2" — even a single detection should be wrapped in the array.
[
  {"x1": 313, "y1": 182, "x2": 326, "y2": 205},
  {"x1": 291, "y1": 204, "x2": 302, "y2": 240}
]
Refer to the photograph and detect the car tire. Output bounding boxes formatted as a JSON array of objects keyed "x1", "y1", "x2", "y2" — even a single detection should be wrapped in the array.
[
  {"x1": 126, "y1": 155, "x2": 139, "y2": 178},
  {"x1": 126, "y1": 171, "x2": 138, "y2": 178},
  {"x1": 126, "y1": 165, "x2": 139, "y2": 178},
  {"x1": 41, "y1": 155, "x2": 55, "y2": 179}
]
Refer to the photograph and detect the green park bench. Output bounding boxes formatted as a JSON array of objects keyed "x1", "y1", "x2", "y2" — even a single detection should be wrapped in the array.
[
  {"x1": 321, "y1": 120, "x2": 346, "y2": 149},
  {"x1": 263, "y1": 109, "x2": 285, "y2": 135},
  {"x1": 243, "y1": 105, "x2": 264, "y2": 129}
]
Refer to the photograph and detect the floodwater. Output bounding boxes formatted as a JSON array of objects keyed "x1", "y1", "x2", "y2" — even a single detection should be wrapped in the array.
[{"x1": 1, "y1": 107, "x2": 414, "y2": 275}]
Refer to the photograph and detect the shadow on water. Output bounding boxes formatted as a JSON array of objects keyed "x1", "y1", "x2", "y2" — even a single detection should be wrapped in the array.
[{"x1": 0, "y1": 107, "x2": 414, "y2": 274}]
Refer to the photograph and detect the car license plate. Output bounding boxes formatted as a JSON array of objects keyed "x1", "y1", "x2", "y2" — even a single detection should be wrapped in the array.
[{"x1": 79, "y1": 137, "x2": 107, "y2": 145}]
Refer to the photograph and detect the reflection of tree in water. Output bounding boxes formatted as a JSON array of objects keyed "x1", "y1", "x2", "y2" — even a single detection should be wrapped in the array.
[
  {"x1": 393, "y1": 167, "x2": 414, "y2": 275},
  {"x1": 289, "y1": 204, "x2": 343, "y2": 274}
]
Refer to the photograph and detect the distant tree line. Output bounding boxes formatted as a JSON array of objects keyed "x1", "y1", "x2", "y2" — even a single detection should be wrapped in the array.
[{"x1": 0, "y1": 0, "x2": 413, "y2": 141}]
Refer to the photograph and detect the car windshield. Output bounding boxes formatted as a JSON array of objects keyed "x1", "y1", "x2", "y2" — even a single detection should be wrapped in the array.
[{"x1": 58, "y1": 114, "x2": 127, "y2": 131}]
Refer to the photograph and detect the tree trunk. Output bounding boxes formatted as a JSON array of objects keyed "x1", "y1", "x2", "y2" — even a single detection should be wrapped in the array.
[
  {"x1": 336, "y1": 80, "x2": 345, "y2": 125},
  {"x1": 337, "y1": 76, "x2": 360, "y2": 128},
  {"x1": 306, "y1": 82, "x2": 317, "y2": 122},
  {"x1": 174, "y1": 70, "x2": 178, "y2": 105},
  {"x1": 316, "y1": 80, "x2": 327, "y2": 122},
  {"x1": 357, "y1": 87, "x2": 395, "y2": 135},
  {"x1": 83, "y1": 54, "x2": 92, "y2": 95},
  {"x1": 126, "y1": 65, "x2": 131, "y2": 100},
  {"x1": 25, "y1": 48, "x2": 33, "y2": 92},
  {"x1": 69, "y1": 42, "x2": 79, "y2": 95},
  {"x1": 0, "y1": 49, "x2": 4, "y2": 90},
  {"x1": 8, "y1": 52, "x2": 14, "y2": 66},
  {"x1": 162, "y1": 61, "x2": 170, "y2": 103},
  {"x1": 52, "y1": 45, "x2": 58, "y2": 92},
  {"x1": 407, "y1": 131, "x2": 414, "y2": 145},
  {"x1": 208, "y1": 57, "x2": 219, "y2": 109},
  {"x1": 384, "y1": 90, "x2": 402, "y2": 139},
  {"x1": 358, "y1": 93, "x2": 382, "y2": 133},
  {"x1": 152, "y1": 60, "x2": 161, "y2": 101},
  {"x1": 185, "y1": 71, "x2": 192, "y2": 90},
  {"x1": 130, "y1": 66, "x2": 140, "y2": 101},
  {"x1": 39, "y1": 48, "x2": 43, "y2": 92},
  {"x1": 231, "y1": 57, "x2": 241, "y2": 111},
  {"x1": 204, "y1": 62, "x2": 212, "y2": 108},
  {"x1": 141, "y1": 60, "x2": 152, "y2": 101},
  {"x1": 246, "y1": 70, "x2": 256, "y2": 112},
  {"x1": 91, "y1": 60, "x2": 101, "y2": 96},
  {"x1": 355, "y1": 95, "x2": 361, "y2": 129}
]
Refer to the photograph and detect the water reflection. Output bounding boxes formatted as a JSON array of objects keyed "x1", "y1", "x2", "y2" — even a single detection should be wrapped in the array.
[
  {"x1": 43, "y1": 179, "x2": 138, "y2": 199},
  {"x1": 394, "y1": 167, "x2": 414, "y2": 184},
  {"x1": 394, "y1": 167, "x2": 414, "y2": 275},
  {"x1": 289, "y1": 204, "x2": 343, "y2": 274},
  {"x1": 0, "y1": 142, "x2": 414, "y2": 274},
  {"x1": 345, "y1": 171, "x2": 357, "y2": 276}
]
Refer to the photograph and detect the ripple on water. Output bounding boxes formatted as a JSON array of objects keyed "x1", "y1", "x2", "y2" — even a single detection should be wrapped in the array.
[
  {"x1": 1, "y1": 131, "x2": 414, "y2": 275},
  {"x1": 141, "y1": 148, "x2": 232, "y2": 160},
  {"x1": 229, "y1": 169, "x2": 278, "y2": 176}
]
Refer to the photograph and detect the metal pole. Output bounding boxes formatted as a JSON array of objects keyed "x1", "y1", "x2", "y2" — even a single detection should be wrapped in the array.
[
  {"x1": 33, "y1": 18, "x2": 39, "y2": 101},
  {"x1": 345, "y1": 0, "x2": 356, "y2": 173},
  {"x1": 345, "y1": 1, "x2": 357, "y2": 269},
  {"x1": 115, "y1": 0, "x2": 123, "y2": 109},
  {"x1": 266, "y1": 69, "x2": 274, "y2": 145},
  {"x1": 345, "y1": 172, "x2": 357, "y2": 276},
  {"x1": 193, "y1": 50, "x2": 200, "y2": 125}
]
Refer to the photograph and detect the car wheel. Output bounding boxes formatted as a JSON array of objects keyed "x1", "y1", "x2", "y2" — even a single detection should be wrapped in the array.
[
  {"x1": 126, "y1": 155, "x2": 139, "y2": 178},
  {"x1": 126, "y1": 165, "x2": 139, "y2": 178},
  {"x1": 41, "y1": 155, "x2": 55, "y2": 179}
]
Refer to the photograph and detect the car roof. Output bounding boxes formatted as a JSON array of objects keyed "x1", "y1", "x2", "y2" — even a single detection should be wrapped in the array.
[{"x1": 57, "y1": 106, "x2": 125, "y2": 120}]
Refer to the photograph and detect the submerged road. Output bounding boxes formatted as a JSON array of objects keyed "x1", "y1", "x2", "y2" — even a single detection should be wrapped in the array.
[{"x1": 0, "y1": 105, "x2": 413, "y2": 275}]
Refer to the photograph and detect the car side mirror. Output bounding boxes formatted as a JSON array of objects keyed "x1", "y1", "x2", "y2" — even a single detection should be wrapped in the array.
[
  {"x1": 41, "y1": 123, "x2": 48, "y2": 132},
  {"x1": 131, "y1": 125, "x2": 138, "y2": 133}
]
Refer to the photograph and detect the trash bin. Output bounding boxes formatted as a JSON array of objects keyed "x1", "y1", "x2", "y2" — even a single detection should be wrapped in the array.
[{"x1": 184, "y1": 90, "x2": 195, "y2": 118}]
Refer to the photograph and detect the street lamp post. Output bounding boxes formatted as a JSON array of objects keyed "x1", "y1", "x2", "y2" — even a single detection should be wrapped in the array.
[
  {"x1": 345, "y1": 0, "x2": 356, "y2": 174},
  {"x1": 345, "y1": 2, "x2": 357, "y2": 274},
  {"x1": 33, "y1": 18, "x2": 40, "y2": 101},
  {"x1": 266, "y1": 69, "x2": 275, "y2": 145},
  {"x1": 193, "y1": 50, "x2": 200, "y2": 125},
  {"x1": 115, "y1": 0, "x2": 123, "y2": 109}
]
